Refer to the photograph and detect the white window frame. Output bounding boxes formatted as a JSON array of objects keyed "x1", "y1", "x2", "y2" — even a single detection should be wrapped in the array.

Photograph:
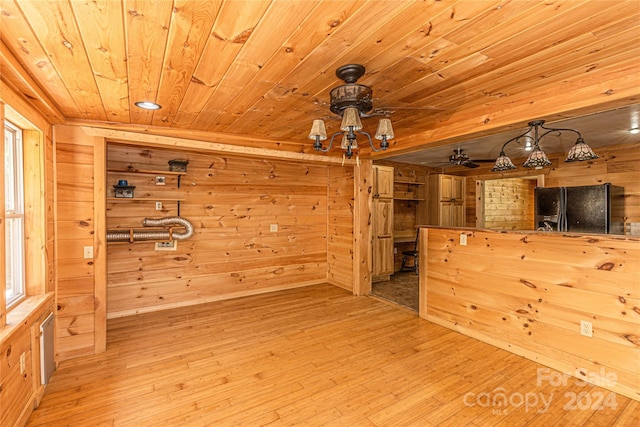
[{"x1": 5, "y1": 120, "x2": 25, "y2": 308}]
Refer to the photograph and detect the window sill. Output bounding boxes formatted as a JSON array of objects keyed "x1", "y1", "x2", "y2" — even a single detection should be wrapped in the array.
[{"x1": 0, "y1": 293, "x2": 54, "y2": 345}]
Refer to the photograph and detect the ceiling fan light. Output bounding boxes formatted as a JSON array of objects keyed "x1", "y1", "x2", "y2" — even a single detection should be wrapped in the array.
[
  {"x1": 308, "y1": 119, "x2": 327, "y2": 140},
  {"x1": 374, "y1": 118, "x2": 394, "y2": 140},
  {"x1": 523, "y1": 147, "x2": 552, "y2": 169},
  {"x1": 491, "y1": 152, "x2": 516, "y2": 172},
  {"x1": 565, "y1": 138, "x2": 599, "y2": 162},
  {"x1": 340, "y1": 107, "x2": 363, "y2": 131},
  {"x1": 340, "y1": 134, "x2": 357, "y2": 150}
]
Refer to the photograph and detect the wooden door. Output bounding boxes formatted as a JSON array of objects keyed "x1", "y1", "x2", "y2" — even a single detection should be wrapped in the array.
[
  {"x1": 372, "y1": 198, "x2": 394, "y2": 277},
  {"x1": 373, "y1": 165, "x2": 394, "y2": 199}
]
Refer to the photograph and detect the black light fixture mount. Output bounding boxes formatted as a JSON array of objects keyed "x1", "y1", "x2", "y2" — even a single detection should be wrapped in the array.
[
  {"x1": 308, "y1": 64, "x2": 394, "y2": 160},
  {"x1": 492, "y1": 119, "x2": 598, "y2": 172}
]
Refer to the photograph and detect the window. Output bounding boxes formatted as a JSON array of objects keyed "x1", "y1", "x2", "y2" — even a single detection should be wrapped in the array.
[{"x1": 5, "y1": 121, "x2": 25, "y2": 308}]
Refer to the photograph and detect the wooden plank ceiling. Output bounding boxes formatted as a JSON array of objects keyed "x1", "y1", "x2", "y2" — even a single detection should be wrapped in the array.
[{"x1": 1, "y1": 0, "x2": 639, "y2": 157}]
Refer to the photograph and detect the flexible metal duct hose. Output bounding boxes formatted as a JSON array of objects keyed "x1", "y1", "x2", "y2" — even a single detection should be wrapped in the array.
[{"x1": 106, "y1": 217, "x2": 194, "y2": 243}]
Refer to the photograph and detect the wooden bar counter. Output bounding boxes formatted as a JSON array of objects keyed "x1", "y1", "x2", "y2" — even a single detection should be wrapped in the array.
[{"x1": 418, "y1": 226, "x2": 640, "y2": 401}]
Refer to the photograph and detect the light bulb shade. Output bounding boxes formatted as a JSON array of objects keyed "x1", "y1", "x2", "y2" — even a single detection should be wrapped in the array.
[
  {"x1": 491, "y1": 152, "x2": 517, "y2": 172},
  {"x1": 374, "y1": 118, "x2": 394, "y2": 140},
  {"x1": 340, "y1": 134, "x2": 357, "y2": 150},
  {"x1": 523, "y1": 147, "x2": 552, "y2": 169},
  {"x1": 340, "y1": 107, "x2": 363, "y2": 131},
  {"x1": 565, "y1": 139, "x2": 599, "y2": 162},
  {"x1": 308, "y1": 119, "x2": 327, "y2": 140}
]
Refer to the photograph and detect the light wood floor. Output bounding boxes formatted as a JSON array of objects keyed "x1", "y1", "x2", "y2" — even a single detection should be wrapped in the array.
[{"x1": 28, "y1": 284, "x2": 638, "y2": 426}]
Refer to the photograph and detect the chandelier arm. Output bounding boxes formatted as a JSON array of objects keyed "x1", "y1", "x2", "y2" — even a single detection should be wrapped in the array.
[
  {"x1": 499, "y1": 128, "x2": 535, "y2": 153},
  {"x1": 355, "y1": 130, "x2": 374, "y2": 151},
  {"x1": 537, "y1": 126, "x2": 583, "y2": 142},
  {"x1": 313, "y1": 132, "x2": 343, "y2": 153},
  {"x1": 356, "y1": 130, "x2": 389, "y2": 152}
]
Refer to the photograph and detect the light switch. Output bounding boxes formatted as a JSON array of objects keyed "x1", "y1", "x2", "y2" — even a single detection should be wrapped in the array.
[
  {"x1": 270, "y1": 224, "x2": 278, "y2": 232},
  {"x1": 83, "y1": 246, "x2": 93, "y2": 259},
  {"x1": 459, "y1": 233, "x2": 467, "y2": 246}
]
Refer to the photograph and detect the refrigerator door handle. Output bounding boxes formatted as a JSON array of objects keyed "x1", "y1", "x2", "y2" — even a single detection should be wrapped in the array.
[{"x1": 559, "y1": 187, "x2": 568, "y2": 232}]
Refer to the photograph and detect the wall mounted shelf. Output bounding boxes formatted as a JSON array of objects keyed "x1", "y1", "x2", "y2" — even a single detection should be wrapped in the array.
[{"x1": 106, "y1": 198, "x2": 185, "y2": 202}]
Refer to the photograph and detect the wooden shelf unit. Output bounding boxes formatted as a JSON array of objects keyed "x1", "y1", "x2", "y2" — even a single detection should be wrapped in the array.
[
  {"x1": 393, "y1": 179, "x2": 424, "y2": 201},
  {"x1": 107, "y1": 168, "x2": 184, "y2": 176},
  {"x1": 107, "y1": 166, "x2": 186, "y2": 218},
  {"x1": 107, "y1": 197, "x2": 185, "y2": 202}
]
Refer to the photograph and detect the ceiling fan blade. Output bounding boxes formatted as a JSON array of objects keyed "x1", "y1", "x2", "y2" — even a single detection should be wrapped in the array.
[{"x1": 463, "y1": 162, "x2": 480, "y2": 168}]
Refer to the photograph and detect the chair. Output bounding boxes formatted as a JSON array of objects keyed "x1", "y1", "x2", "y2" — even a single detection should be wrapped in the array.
[{"x1": 400, "y1": 229, "x2": 419, "y2": 274}]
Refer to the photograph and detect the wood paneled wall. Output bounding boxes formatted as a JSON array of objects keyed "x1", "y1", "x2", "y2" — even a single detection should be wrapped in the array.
[
  {"x1": 106, "y1": 143, "x2": 353, "y2": 317},
  {"x1": 54, "y1": 126, "x2": 104, "y2": 360},
  {"x1": 457, "y1": 142, "x2": 640, "y2": 230},
  {"x1": 421, "y1": 227, "x2": 640, "y2": 401},
  {"x1": 327, "y1": 165, "x2": 354, "y2": 291},
  {"x1": 481, "y1": 178, "x2": 536, "y2": 230},
  {"x1": 0, "y1": 85, "x2": 57, "y2": 425}
]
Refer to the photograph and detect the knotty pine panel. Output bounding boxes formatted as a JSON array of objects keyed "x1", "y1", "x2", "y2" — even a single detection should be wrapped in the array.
[
  {"x1": 483, "y1": 178, "x2": 535, "y2": 230},
  {"x1": 45, "y1": 132, "x2": 55, "y2": 293},
  {"x1": 423, "y1": 227, "x2": 640, "y2": 400},
  {"x1": 55, "y1": 126, "x2": 97, "y2": 360},
  {"x1": 327, "y1": 165, "x2": 354, "y2": 291},
  {"x1": 106, "y1": 144, "x2": 352, "y2": 317}
]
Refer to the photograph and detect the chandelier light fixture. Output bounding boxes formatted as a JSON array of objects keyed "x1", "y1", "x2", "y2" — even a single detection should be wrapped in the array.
[
  {"x1": 308, "y1": 64, "x2": 394, "y2": 160},
  {"x1": 492, "y1": 119, "x2": 599, "y2": 172}
]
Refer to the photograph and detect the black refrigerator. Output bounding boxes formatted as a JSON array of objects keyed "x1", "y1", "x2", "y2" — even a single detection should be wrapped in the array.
[{"x1": 534, "y1": 183, "x2": 624, "y2": 234}]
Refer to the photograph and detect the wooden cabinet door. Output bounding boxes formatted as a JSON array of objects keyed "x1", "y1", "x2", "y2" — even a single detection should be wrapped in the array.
[
  {"x1": 451, "y1": 176, "x2": 465, "y2": 201},
  {"x1": 440, "y1": 175, "x2": 453, "y2": 201},
  {"x1": 372, "y1": 198, "x2": 394, "y2": 276},
  {"x1": 440, "y1": 175, "x2": 464, "y2": 201},
  {"x1": 451, "y1": 201, "x2": 465, "y2": 226},
  {"x1": 439, "y1": 201, "x2": 465, "y2": 227},
  {"x1": 439, "y1": 202, "x2": 453, "y2": 227},
  {"x1": 373, "y1": 165, "x2": 394, "y2": 199},
  {"x1": 431, "y1": 174, "x2": 466, "y2": 226}
]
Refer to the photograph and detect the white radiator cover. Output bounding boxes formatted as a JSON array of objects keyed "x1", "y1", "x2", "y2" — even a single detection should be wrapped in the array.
[{"x1": 39, "y1": 312, "x2": 55, "y2": 385}]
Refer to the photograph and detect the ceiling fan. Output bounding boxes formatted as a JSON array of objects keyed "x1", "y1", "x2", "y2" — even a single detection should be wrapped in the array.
[{"x1": 447, "y1": 148, "x2": 495, "y2": 168}]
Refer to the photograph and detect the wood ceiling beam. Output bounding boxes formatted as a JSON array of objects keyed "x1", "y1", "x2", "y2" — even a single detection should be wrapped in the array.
[
  {"x1": 79, "y1": 125, "x2": 350, "y2": 165},
  {"x1": 0, "y1": 40, "x2": 64, "y2": 124}
]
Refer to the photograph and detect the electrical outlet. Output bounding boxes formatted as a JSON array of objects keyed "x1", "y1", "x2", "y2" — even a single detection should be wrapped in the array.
[
  {"x1": 155, "y1": 201, "x2": 163, "y2": 210},
  {"x1": 20, "y1": 352, "x2": 26, "y2": 374},
  {"x1": 393, "y1": 247, "x2": 398, "y2": 254},
  {"x1": 580, "y1": 320, "x2": 593, "y2": 337},
  {"x1": 83, "y1": 246, "x2": 93, "y2": 259},
  {"x1": 155, "y1": 241, "x2": 177, "y2": 251},
  {"x1": 459, "y1": 233, "x2": 468, "y2": 246},
  {"x1": 270, "y1": 224, "x2": 278, "y2": 232}
]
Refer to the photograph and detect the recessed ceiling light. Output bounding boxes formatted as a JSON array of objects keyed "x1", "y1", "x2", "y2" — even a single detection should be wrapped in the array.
[
  {"x1": 629, "y1": 127, "x2": 640, "y2": 135},
  {"x1": 135, "y1": 101, "x2": 162, "y2": 110}
]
